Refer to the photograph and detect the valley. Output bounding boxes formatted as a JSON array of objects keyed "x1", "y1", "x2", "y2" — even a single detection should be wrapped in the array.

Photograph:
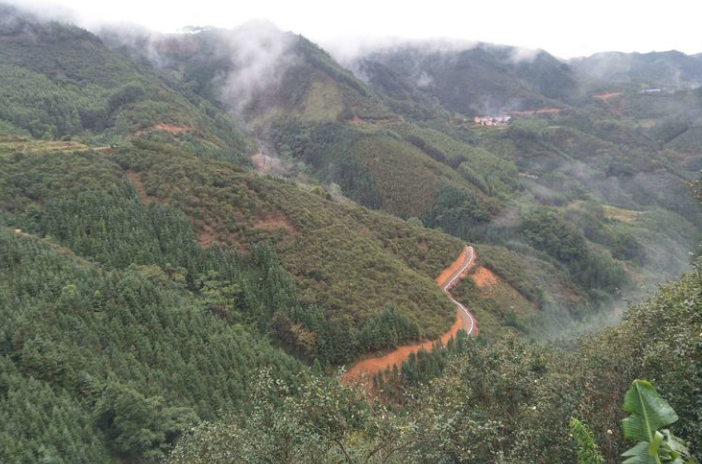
[{"x1": 1, "y1": 2, "x2": 701, "y2": 463}]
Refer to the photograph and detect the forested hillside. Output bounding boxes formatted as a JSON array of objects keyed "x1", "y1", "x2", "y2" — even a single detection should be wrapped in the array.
[
  {"x1": 354, "y1": 43, "x2": 578, "y2": 115},
  {"x1": 1, "y1": 3, "x2": 700, "y2": 337},
  {"x1": 0, "y1": 227, "x2": 302, "y2": 462},
  {"x1": 572, "y1": 50, "x2": 702, "y2": 89},
  {"x1": 0, "y1": 138, "x2": 466, "y2": 461},
  {"x1": 0, "y1": 140, "x2": 466, "y2": 363},
  {"x1": 1, "y1": 3, "x2": 702, "y2": 463},
  {"x1": 132, "y1": 26, "x2": 702, "y2": 335},
  {"x1": 0, "y1": 4, "x2": 251, "y2": 163},
  {"x1": 168, "y1": 255, "x2": 702, "y2": 462}
]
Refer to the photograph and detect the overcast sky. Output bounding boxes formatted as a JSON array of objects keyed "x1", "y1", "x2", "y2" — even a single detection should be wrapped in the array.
[{"x1": 11, "y1": 0, "x2": 702, "y2": 58}]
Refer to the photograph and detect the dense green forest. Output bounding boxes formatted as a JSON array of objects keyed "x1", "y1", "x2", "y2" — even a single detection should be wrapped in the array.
[
  {"x1": 0, "y1": 140, "x2": 458, "y2": 461},
  {"x1": 0, "y1": 142, "x2": 464, "y2": 364},
  {"x1": 1, "y1": 3, "x2": 702, "y2": 463},
  {"x1": 166, "y1": 253, "x2": 702, "y2": 463},
  {"x1": 0, "y1": 4, "x2": 251, "y2": 162}
]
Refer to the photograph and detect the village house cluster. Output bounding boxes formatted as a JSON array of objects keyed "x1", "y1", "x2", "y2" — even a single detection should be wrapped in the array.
[{"x1": 473, "y1": 115, "x2": 511, "y2": 126}]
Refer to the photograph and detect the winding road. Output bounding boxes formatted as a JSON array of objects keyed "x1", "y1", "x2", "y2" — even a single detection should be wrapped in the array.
[
  {"x1": 440, "y1": 246, "x2": 476, "y2": 336},
  {"x1": 342, "y1": 245, "x2": 478, "y2": 384}
]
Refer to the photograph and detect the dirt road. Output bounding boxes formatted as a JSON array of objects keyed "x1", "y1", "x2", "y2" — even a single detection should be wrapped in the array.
[{"x1": 342, "y1": 246, "x2": 477, "y2": 384}]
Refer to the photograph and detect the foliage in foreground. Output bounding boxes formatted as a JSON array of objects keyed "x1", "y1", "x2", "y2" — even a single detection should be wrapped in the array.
[
  {"x1": 169, "y1": 253, "x2": 702, "y2": 463},
  {"x1": 570, "y1": 418, "x2": 605, "y2": 464},
  {"x1": 621, "y1": 380, "x2": 696, "y2": 464}
]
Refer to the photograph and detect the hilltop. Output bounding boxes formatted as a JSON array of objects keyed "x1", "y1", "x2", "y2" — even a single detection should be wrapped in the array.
[{"x1": 0, "y1": 3, "x2": 251, "y2": 163}]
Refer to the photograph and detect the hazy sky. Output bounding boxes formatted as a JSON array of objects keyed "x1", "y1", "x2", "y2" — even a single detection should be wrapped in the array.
[{"x1": 11, "y1": 0, "x2": 702, "y2": 58}]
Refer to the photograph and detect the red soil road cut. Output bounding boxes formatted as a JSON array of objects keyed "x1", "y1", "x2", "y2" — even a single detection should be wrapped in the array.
[
  {"x1": 593, "y1": 92, "x2": 622, "y2": 101},
  {"x1": 342, "y1": 246, "x2": 478, "y2": 384},
  {"x1": 134, "y1": 123, "x2": 191, "y2": 137}
]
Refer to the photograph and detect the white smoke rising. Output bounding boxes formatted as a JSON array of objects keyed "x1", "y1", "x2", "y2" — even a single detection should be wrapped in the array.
[
  {"x1": 217, "y1": 20, "x2": 295, "y2": 114},
  {"x1": 97, "y1": 23, "x2": 172, "y2": 68},
  {"x1": 3, "y1": 2, "x2": 297, "y2": 116}
]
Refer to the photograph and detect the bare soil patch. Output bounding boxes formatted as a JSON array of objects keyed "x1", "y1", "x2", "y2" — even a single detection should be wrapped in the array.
[
  {"x1": 135, "y1": 123, "x2": 191, "y2": 137},
  {"x1": 593, "y1": 92, "x2": 622, "y2": 101},
  {"x1": 253, "y1": 213, "x2": 297, "y2": 237},
  {"x1": 197, "y1": 224, "x2": 218, "y2": 248},
  {"x1": 471, "y1": 266, "x2": 498, "y2": 288}
]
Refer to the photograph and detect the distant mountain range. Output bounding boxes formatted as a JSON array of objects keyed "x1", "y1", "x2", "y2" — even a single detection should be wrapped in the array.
[
  {"x1": 572, "y1": 50, "x2": 702, "y2": 88},
  {"x1": 346, "y1": 43, "x2": 702, "y2": 116}
]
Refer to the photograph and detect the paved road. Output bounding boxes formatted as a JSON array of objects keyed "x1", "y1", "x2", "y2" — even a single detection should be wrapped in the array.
[{"x1": 441, "y1": 246, "x2": 477, "y2": 335}]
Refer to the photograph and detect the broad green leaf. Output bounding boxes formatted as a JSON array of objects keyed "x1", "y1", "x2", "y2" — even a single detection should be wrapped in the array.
[
  {"x1": 621, "y1": 380, "x2": 697, "y2": 464},
  {"x1": 622, "y1": 441, "x2": 656, "y2": 464},
  {"x1": 648, "y1": 431, "x2": 664, "y2": 457},
  {"x1": 660, "y1": 430, "x2": 697, "y2": 464},
  {"x1": 622, "y1": 380, "x2": 678, "y2": 442}
]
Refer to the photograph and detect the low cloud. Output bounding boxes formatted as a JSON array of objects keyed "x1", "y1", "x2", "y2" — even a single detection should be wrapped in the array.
[
  {"x1": 324, "y1": 35, "x2": 479, "y2": 66},
  {"x1": 508, "y1": 46, "x2": 542, "y2": 63},
  {"x1": 216, "y1": 20, "x2": 295, "y2": 114},
  {"x1": 2, "y1": 1, "x2": 75, "y2": 24},
  {"x1": 325, "y1": 35, "x2": 545, "y2": 67}
]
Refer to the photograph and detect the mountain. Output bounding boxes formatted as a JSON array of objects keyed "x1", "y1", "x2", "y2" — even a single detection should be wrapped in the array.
[
  {"x1": 136, "y1": 30, "x2": 508, "y2": 222},
  {"x1": 351, "y1": 43, "x2": 579, "y2": 116},
  {"x1": 572, "y1": 50, "x2": 702, "y2": 89},
  {"x1": 1, "y1": 3, "x2": 702, "y2": 463},
  {"x1": 127, "y1": 27, "x2": 392, "y2": 124},
  {"x1": 0, "y1": 3, "x2": 251, "y2": 163},
  {"x1": 0, "y1": 3, "x2": 699, "y2": 344},
  {"x1": 95, "y1": 23, "x2": 702, "y2": 328}
]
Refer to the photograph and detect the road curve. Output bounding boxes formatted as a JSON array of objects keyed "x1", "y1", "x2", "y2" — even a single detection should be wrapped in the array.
[
  {"x1": 342, "y1": 245, "x2": 478, "y2": 384},
  {"x1": 441, "y1": 246, "x2": 476, "y2": 335}
]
